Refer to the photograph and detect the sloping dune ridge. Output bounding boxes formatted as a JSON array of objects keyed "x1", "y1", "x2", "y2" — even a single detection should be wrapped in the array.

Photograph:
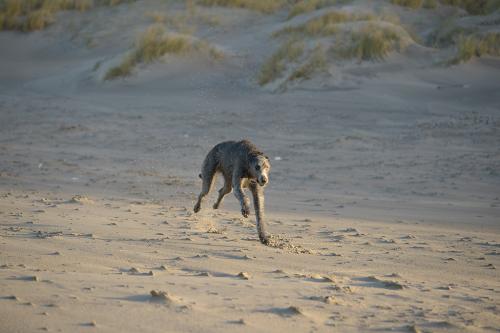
[{"x1": 0, "y1": 0, "x2": 499, "y2": 332}]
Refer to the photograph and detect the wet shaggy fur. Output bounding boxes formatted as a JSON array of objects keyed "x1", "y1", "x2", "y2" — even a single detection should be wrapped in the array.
[{"x1": 194, "y1": 140, "x2": 271, "y2": 244}]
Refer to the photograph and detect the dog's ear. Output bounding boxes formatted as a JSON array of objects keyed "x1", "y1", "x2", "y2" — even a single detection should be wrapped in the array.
[{"x1": 264, "y1": 155, "x2": 270, "y2": 161}]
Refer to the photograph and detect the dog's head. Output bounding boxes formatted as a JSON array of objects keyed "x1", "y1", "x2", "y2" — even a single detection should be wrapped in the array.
[{"x1": 250, "y1": 154, "x2": 271, "y2": 186}]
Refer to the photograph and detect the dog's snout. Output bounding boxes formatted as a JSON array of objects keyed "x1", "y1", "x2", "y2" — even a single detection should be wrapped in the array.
[{"x1": 260, "y1": 176, "x2": 268, "y2": 185}]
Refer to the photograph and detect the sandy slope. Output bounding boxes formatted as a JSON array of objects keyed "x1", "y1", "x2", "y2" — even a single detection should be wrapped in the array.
[{"x1": 1, "y1": 1, "x2": 499, "y2": 332}]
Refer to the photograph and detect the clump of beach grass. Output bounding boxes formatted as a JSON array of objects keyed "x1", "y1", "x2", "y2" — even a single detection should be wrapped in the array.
[
  {"x1": 390, "y1": 0, "x2": 424, "y2": 9},
  {"x1": 334, "y1": 23, "x2": 409, "y2": 61},
  {"x1": 423, "y1": 0, "x2": 438, "y2": 9},
  {"x1": 287, "y1": 0, "x2": 353, "y2": 19},
  {"x1": 258, "y1": 39, "x2": 304, "y2": 85},
  {"x1": 197, "y1": 0, "x2": 285, "y2": 14},
  {"x1": 145, "y1": 6, "x2": 221, "y2": 34},
  {"x1": 449, "y1": 32, "x2": 500, "y2": 64},
  {"x1": 276, "y1": 10, "x2": 376, "y2": 37},
  {"x1": 104, "y1": 24, "x2": 223, "y2": 80},
  {"x1": 439, "y1": 0, "x2": 500, "y2": 15},
  {"x1": 0, "y1": 0, "x2": 135, "y2": 31},
  {"x1": 429, "y1": 22, "x2": 477, "y2": 47},
  {"x1": 287, "y1": 45, "x2": 327, "y2": 82}
]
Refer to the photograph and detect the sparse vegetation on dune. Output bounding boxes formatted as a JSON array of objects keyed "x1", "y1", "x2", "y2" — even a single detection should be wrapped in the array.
[
  {"x1": 439, "y1": 0, "x2": 500, "y2": 15},
  {"x1": 145, "y1": 7, "x2": 220, "y2": 34},
  {"x1": 390, "y1": 0, "x2": 500, "y2": 13},
  {"x1": 390, "y1": 0, "x2": 423, "y2": 9},
  {"x1": 261, "y1": 6, "x2": 415, "y2": 87},
  {"x1": 449, "y1": 32, "x2": 500, "y2": 64},
  {"x1": 423, "y1": 0, "x2": 438, "y2": 8},
  {"x1": 334, "y1": 24, "x2": 409, "y2": 61},
  {"x1": 287, "y1": 0, "x2": 352, "y2": 19},
  {"x1": 258, "y1": 40, "x2": 329, "y2": 88},
  {"x1": 197, "y1": 0, "x2": 285, "y2": 13},
  {"x1": 0, "y1": 0, "x2": 135, "y2": 31},
  {"x1": 287, "y1": 45, "x2": 327, "y2": 82},
  {"x1": 429, "y1": 19, "x2": 477, "y2": 47},
  {"x1": 276, "y1": 10, "x2": 375, "y2": 37},
  {"x1": 104, "y1": 24, "x2": 223, "y2": 80},
  {"x1": 258, "y1": 39, "x2": 304, "y2": 85}
]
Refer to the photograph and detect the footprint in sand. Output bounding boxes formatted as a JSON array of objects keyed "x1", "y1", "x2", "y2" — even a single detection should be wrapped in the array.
[
  {"x1": 295, "y1": 273, "x2": 335, "y2": 283},
  {"x1": 126, "y1": 267, "x2": 154, "y2": 276},
  {"x1": 67, "y1": 195, "x2": 94, "y2": 205},
  {"x1": 3, "y1": 295, "x2": 20, "y2": 301},
  {"x1": 80, "y1": 321, "x2": 97, "y2": 327},
  {"x1": 309, "y1": 295, "x2": 336, "y2": 304},
  {"x1": 149, "y1": 290, "x2": 191, "y2": 310},
  {"x1": 237, "y1": 272, "x2": 251, "y2": 280},
  {"x1": 266, "y1": 306, "x2": 305, "y2": 317},
  {"x1": 362, "y1": 276, "x2": 406, "y2": 290}
]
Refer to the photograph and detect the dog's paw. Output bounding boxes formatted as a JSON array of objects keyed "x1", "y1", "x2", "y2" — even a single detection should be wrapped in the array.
[
  {"x1": 241, "y1": 205, "x2": 250, "y2": 218},
  {"x1": 194, "y1": 203, "x2": 201, "y2": 213},
  {"x1": 259, "y1": 234, "x2": 269, "y2": 245}
]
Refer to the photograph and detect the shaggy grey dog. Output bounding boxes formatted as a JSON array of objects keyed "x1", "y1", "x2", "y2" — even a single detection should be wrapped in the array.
[{"x1": 194, "y1": 140, "x2": 271, "y2": 244}]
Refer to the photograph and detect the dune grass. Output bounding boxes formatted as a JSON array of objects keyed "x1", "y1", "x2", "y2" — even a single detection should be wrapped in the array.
[
  {"x1": 104, "y1": 24, "x2": 223, "y2": 80},
  {"x1": 439, "y1": 0, "x2": 500, "y2": 15},
  {"x1": 334, "y1": 24, "x2": 408, "y2": 61},
  {"x1": 0, "y1": 0, "x2": 135, "y2": 31},
  {"x1": 287, "y1": 45, "x2": 327, "y2": 82},
  {"x1": 263, "y1": 10, "x2": 412, "y2": 85},
  {"x1": 390, "y1": 0, "x2": 500, "y2": 12},
  {"x1": 390, "y1": 0, "x2": 424, "y2": 9},
  {"x1": 430, "y1": 23, "x2": 477, "y2": 47},
  {"x1": 197, "y1": 0, "x2": 285, "y2": 14},
  {"x1": 258, "y1": 39, "x2": 304, "y2": 85},
  {"x1": 276, "y1": 10, "x2": 375, "y2": 37},
  {"x1": 287, "y1": 0, "x2": 353, "y2": 19},
  {"x1": 423, "y1": 0, "x2": 438, "y2": 8},
  {"x1": 449, "y1": 32, "x2": 500, "y2": 64},
  {"x1": 145, "y1": 6, "x2": 220, "y2": 34}
]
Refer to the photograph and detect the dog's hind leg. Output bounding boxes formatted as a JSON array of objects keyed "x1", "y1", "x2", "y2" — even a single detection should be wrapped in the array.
[
  {"x1": 194, "y1": 155, "x2": 217, "y2": 213},
  {"x1": 213, "y1": 175, "x2": 232, "y2": 209},
  {"x1": 249, "y1": 181, "x2": 269, "y2": 244}
]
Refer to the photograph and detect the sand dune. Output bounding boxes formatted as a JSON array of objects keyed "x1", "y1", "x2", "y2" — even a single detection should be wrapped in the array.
[{"x1": 1, "y1": 0, "x2": 499, "y2": 332}]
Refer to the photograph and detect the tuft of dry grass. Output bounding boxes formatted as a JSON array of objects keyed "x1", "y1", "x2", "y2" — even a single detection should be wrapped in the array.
[
  {"x1": 334, "y1": 24, "x2": 408, "y2": 61},
  {"x1": 104, "y1": 24, "x2": 223, "y2": 80},
  {"x1": 197, "y1": 0, "x2": 285, "y2": 14},
  {"x1": 103, "y1": 56, "x2": 134, "y2": 80},
  {"x1": 258, "y1": 39, "x2": 304, "y2": 85},
  {"x1": 390, "y1": 0, "x2": 424, "y2": 9},
  {"x1": 276, "y1": 10, "x2": 375, "y2": 37},
  {"x1": 423, "y1": 0, "x2": 438, "y2": 8},
  {"x1": 0, "y1": 0, "x2": 136, "y2": 32},
  {"x1": 145, "y1": 6, "x2": 221, "y2": 34},
  {"x1": 24, "y1": 9, "x2": 54, "y2": 31},
  {"x1": 287, "y1": 0, "x2": 353, "y2": 19},
  {"x1": 449, "y1": 32, "x2": 500, "y2": 64},
  {"x1": 439, "y1": 0, "x2": 500, "y2": 15},
  {"x1": 287, "y1": 45, "x2": 327, "y2": 82}
]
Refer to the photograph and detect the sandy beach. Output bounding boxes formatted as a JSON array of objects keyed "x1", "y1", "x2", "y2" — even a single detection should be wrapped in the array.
[{"x1": 1, "y1": 0, "x2": 499, "y2": 332}]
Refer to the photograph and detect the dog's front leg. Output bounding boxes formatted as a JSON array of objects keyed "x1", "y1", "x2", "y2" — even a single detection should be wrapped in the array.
[
  {"x1": 249, "y1": 181, "x2": 268, "y2": 244},
  {"x1": 232, "y1": 171, "x2": 250, "y2": 218}
]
